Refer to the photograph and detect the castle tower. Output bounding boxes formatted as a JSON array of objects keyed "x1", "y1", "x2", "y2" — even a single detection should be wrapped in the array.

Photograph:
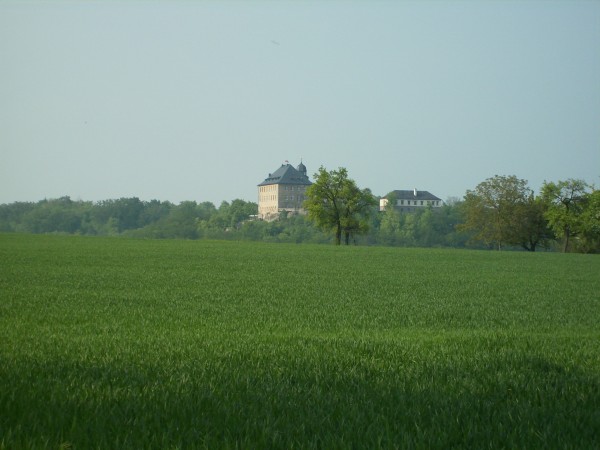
[{"x1": 297, "y1": 160, "x2": 307, "y2": 177}]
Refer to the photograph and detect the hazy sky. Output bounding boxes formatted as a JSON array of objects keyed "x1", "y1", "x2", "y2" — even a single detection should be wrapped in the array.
[{"x1": 2, "y1": 1, "x2": 599, "y2": 206}]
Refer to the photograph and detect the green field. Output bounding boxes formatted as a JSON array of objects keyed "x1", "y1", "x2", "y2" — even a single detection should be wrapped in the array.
[{"x1": 1, "y1": 234, "x2": 599, "y2": 449}]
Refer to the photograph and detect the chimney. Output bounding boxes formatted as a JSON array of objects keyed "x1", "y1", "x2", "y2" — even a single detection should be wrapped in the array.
[{"x1": 413, "y1": 188, "x2": 417, "y2": 197}]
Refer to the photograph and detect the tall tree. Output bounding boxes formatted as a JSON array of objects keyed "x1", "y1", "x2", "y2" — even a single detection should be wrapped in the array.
[
  {"x1": 340, "y1": 185, "x2": 376, "y2": 245},
  {"x1": 228, "y1": 199, "x2": 258, "y2": 228},
  {"x1": 459, "y1": 175, "x2": 543, "y2": 250},
  {"x1": 512, "y1": 194, "x2": 551, "y2": 252},
  {"x1": 578, "y1": 189, "x2": 600, "y2": 253},
  {"x1": 304, "y1": 166, "x2": 375, "y2": 245},
  {"x1": 541, "y1": 179, "x2": 591, "y2": 252},
  {"x1": 164, "y1": 201, "x2": 201, "y2": 239}
]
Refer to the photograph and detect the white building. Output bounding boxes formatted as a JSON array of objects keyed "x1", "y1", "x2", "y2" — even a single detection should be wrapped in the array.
[{"x1": 380, "y1": 189, "x2": 443, "y2": 212}]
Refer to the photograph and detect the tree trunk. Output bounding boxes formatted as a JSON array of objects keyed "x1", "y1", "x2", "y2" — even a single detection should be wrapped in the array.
[
  {"x1": 563, "y1": 226, "x2": 571, "y2": 253},
  {"x1": 344, "y1": 231, "x2": 350, "y2": 245},
  {"x1": 529, "y1": 239, "x2": 537, "y2": 252},
  {"x1": 335, "y1": 224, "x2": 341, "y2": 245}
]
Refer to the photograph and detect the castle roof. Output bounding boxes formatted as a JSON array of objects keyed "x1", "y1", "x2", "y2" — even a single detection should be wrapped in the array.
[{"x1": 258, "y1": 163, "x2": 312, "y2": 186}]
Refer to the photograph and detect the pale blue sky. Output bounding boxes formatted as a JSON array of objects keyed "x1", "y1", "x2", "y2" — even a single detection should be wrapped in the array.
[{"x1": 1, "y1": 1, "x2": 599, "y2": 205}]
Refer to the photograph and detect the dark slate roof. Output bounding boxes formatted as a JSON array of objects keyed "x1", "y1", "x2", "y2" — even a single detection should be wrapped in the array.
[
  {"x1": 258, "y1": 163, "x2": 312, "y2": 186},
  {"x1": 385, "y1": 190, "x2": 442, "y2": 201}
]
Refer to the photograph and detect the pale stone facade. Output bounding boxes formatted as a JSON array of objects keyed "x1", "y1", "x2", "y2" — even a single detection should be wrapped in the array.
[{"x1": 258, "y1": 161, "x2": 312, "y2": 220}]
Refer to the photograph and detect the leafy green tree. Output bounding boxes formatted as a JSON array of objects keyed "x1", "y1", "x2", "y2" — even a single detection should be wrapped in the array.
[
  {"x1": 157, "y1": 201, "x2": 201, "y2": 239},
  {"x1": 541, "y1": 179, "x2": 590, "y2": 252},
  {"x1": 91, "y1": 197, "x2": 145, "y2": 233},
  {"x1": 579, "y1": 189, "x2": 600, "y2": 253},
  {"x1": 459, "y1": 175, "x2": 542, "y2": 250},
  {"x1": 228, "y1": 199, "x2": 258, "y2": 228},
  {"x1": 438, "y1": 200, "x2": 471, "y2": 248},
  {"x1": 0, "y1": 202, "x2": 35, "y2": 232},
  {"x1": 304, "y1": 167, "x2": 345, "y2": 245},
  {"x1": 304, "y1": 166, "x2": 375, "y2": 245},
  {"x1": 139, "y1": 200, "x2": 174, "y2": 227},
  {"x1": 22, "y1": 197, "x2": 84, "y2": 234},
  {"x1": 238, "y1": 220, "x2": 268, "y2": 241},
  {"x1": 416, "y1": 207, "x2": 437, "y2": 247},
  {"x1": 397, "y1": 212, "x2": 417, "y2": 247},
  {"x1": 513, "y1": 195, "x2": 551, "y2": 251},
  {"x1": 369, "y1": 196, "x2": 471, "y2": 248},
  {"x1": 208, "y1": 201, "x2": 231, "y2": 232},
  {"x1": 340, "y1": 185, "x2": 376, "y2": 245},
  {"x1": 287, "y1": 215, "x2": 325, "y2": 243},
  {"x1": 196, "y1": 201, "x2": 217, "y2": 221},
  {"x1": 379, "y1": 192, "x2": 401, "y2": 245}
]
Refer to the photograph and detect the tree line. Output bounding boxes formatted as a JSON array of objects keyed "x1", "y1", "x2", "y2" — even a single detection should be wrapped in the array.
[
  {"x1": 459, "y1": 176, "x2": 599, "y2": 253},
  {"x1": 1, "y1": 172, "x2": 598, "y2": 252},
  {"x1": 0, "y1": 193, "x2": 471, "y2": 247},
  {"x1": 303, "y1": 167, "x2": 598, "y2": 252},
  {"x1": 0, "y1": 197, "x2": 257, "y2": 240}
]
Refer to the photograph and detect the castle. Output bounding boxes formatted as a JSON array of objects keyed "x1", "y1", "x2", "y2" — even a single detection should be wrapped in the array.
[
  {"x1": 258, "y1": 160, "x2": 443, "y2": 220},
  {"x1": 257, "y1": 161, "x2": 312, "y2": 221}
]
